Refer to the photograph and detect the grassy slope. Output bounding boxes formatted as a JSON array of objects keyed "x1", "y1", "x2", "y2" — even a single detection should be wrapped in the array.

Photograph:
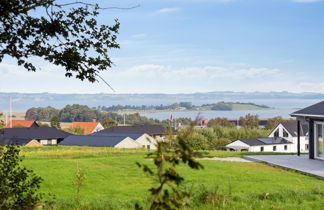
[
  {"x1": 230, "y1": 104, "x2": 270, "y2": 110},
  {"x1": 21, "y1": 147, "x2": 324, "y2": 209}
]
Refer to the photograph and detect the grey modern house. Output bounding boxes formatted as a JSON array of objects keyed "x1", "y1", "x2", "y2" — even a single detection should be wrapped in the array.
[{"x1": 291, "y1": 101, "x2": 324, "y2": 160}]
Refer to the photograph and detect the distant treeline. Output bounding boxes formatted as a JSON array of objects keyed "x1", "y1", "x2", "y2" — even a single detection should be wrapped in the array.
[
  {"x1": 96, "y1": 101, "x2": 270, "y2": 112},
  {"x1": 25, "y1": 105, "x2": 193, "y2": 126}
]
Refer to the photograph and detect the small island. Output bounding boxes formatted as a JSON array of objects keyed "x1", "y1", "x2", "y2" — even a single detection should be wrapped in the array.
[{"x1": 96, "y1": 101, "x2": 272, "y2": 113}]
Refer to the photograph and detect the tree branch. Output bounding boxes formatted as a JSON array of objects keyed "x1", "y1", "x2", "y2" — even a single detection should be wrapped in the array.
[{"x1": 54, "y1": 2, "x2": 140, "y2": 10}]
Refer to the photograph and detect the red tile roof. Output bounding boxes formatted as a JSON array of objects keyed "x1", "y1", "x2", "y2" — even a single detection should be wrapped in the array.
[
  {"x1": 69, "y1": 122, "x2": 101, "y2": 135},
  {"x1": 6, "y1": 120, "x2": 38, "y2": 128}
]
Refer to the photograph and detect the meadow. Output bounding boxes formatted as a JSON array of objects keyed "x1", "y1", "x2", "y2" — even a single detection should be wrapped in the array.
[{"x1": 21, "y1": 146, "x2": 324, "y2": 209}]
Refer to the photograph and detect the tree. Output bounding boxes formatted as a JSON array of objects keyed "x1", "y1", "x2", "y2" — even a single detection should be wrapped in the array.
[
  {"x1": 0, "y1": 0, "x2": 122, "y2": 83},
  {"x1": 265, "y1": 117, "x2": 295, "y2": 130},
  {"x1": 207, "y1": 117, "x2": 235, "y2": 128},
  {"x1": 101, "y1": 117, "x2": 117, "y2": 129},
  {"x1": 0, "y1": 145, "x2": 42, "y2": 209},
  {"x1": 136, "y1": 127, "x2": 203, "y2": 210},
  {"x1": 239, "y1": 114, "x2": 259, "y2": 129},
  {"x1": 0, "y1": 113, "x2": 4, "y2": 129},
  {"x1": 50, "y1": 115, "x2": 61, "y2": 129},
  {"x1": 65, "y1": 125, "x2": 85, "y2": 135}
]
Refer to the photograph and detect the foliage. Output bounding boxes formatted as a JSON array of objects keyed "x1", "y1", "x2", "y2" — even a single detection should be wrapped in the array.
[
  {"x1": 65, "y1": 125, "x2": 85, "y2": 135},
  {"x1": 101, "y1": 117, "x2": 117, "y2": 128},
  {"x1": 207, "y1": 117, "x2": 235, "y2": 128},
  {"x1": 73, "y1": 165, "x2": 86, "y2": 204},
  {"x1": 239, "y1": 114, "x2": 259, "y2": 129},
  {"x1": 177, "y1": 126, "x2": 270, "y2": 150},
  {"x1": 25, "y1": 106, "x2": 59, "y2": 121},
  {"x1": 25, "y1": 105, "x2": 193, "y2": 126},
  {"x1": 37, "y1": 122, "x2": 50, "y2": 127},
  {"x1": 0, "y1": 113, "x2": 4, "y2": 129},
  {"x1": 211, "y1": 102, "x2": 232, "y2": 111},
  {"x1": 50, "y1": 116, "x2": 61, "y2": 129},
  {"x1": 136, "y1": 131, "x2": 204, "y2": 210},
  {"x1": 0, "y1": 145, "x2": 42, "y2": 209},
  {"x1": 265, "y1": 117, "x2": 296, "y2": 130},
  {"x1": 0, "y1": 0, "x2": 119, "y2": 82}
]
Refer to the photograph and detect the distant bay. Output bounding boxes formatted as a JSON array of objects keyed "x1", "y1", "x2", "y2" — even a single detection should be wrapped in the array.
[{"x1": 140, "y1": 108, "x2": 298, "y2": 120}]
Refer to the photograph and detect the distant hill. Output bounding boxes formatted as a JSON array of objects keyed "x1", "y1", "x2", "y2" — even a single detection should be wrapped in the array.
[{"x1": 0, "y1": 91, "x2": 323, "y2": 111}]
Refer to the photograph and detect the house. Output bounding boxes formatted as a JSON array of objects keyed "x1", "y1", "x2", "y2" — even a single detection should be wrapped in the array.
[
  {"x1": 92, "y1": 132, "x2": 157, "y2": 149},
  {"x1": 290, "y1": 101, "x2": 324, "y2": 159},
  {"x1": 59, "y1": 135, "x2": 141, "y2": 148},
  {"x1": 102, "y1": 125, "x2": 171, "y2": 140},
  {"x1": 226, "y1": 137, "x2": 294, "y2": 152},
  {"x1": 5, "y1": 120, "x2": 39, "y2": 128},
  {"x1": 1, "y1": 127, "x2": 70, "y2": 146},
  {"x1": 226, "y1": 121, "x2": 308, "y2": 153},
  {"x1": 268, "y1": 121, "x2": 309, "y2": 152},
  {"x1": 69, "y1": 122, "x2": 104, "y2": 134}
]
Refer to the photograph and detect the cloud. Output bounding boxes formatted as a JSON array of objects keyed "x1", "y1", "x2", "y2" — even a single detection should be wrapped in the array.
[
  {"x1": 155, "y1": 7, "x2": 180, "y2": 14},
  {"x1": 131, "y1": 33, "x2": 146, "y2": 38}
]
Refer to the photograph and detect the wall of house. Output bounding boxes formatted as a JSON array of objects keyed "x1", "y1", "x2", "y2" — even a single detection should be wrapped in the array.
[
  {"x1": 39, "y1": 139, "x2": 57, "y2": 145},
  {"x1": 25, "y1": 140, "x2": 42, "y2": 147},
  {"x1": 268, "y1": 123, "x2": 309, "y2": 152},
  {"x1": 136, "y1": 134, "x2": 158, "y2": 149},
  {"x1": 249, "y1": 144, "x2": 294, "y2": 153},
  {"x1": 115, "y1": 137, "x2": 141, "y2": 149},
  {"x1": 93, "y1": 123, "x2": 104, "y2": 133}
]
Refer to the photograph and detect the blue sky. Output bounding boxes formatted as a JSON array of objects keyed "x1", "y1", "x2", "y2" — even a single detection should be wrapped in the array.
[{"x1": 1, "y1": 0, "x2": 324, "y2": 93}]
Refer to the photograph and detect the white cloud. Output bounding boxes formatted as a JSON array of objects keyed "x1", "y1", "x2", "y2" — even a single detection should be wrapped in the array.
[{"x1": 155, "y1": 7, "x2": 180, "y2": 14}]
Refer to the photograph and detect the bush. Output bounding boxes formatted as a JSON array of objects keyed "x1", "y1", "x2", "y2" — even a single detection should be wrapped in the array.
[{"x1": 0, "y1": 145, "x2": 43, "y2": 209}]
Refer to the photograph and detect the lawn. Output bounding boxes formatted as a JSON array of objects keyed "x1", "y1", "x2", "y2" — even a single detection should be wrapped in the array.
[{"x1": 21, "y1": 146, "x2": 324, "y2": 209}]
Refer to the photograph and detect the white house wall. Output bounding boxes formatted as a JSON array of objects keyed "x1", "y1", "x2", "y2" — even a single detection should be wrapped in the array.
[
  {"x1": 93, "y1": 123, "x2": 104, "y2": 133},
  {"x1": 136, "y1": 134, "x2": 158, "y2": 149},
  {"x1": 115, "y1": 137, "x2": 141, "y2": 149},
  {"x1": 268, "y1": 123, "x2": 309, "y2": 152},
  {"x1": 226, "y1": 140, "x2": 250, "y2": 148},
  {"x1": 249, "y1": 144, "x2": 295, "y2": 153}
]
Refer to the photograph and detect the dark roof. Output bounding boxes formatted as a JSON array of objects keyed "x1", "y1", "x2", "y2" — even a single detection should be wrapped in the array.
[
  {"x1": 0, "y1": 137, "x2": 33, "y2": 146},
  {"x1": 59, "y1": 135, "x2": 131, "y2": 147},
  {"x1": 239, "y1": 137, "x2": 292, "y2": 146},
  {"x1": 91, "y1": 132, "x2": 145, "y2": 140},
  {"x1": 102, "y1": 125, "x2": 167, "y2": 135},
  {"x1": 3, "y1": 127, "x2": 70, "y2": 140},
  {"x1": 291, "y1": 101, "x2": 324, "y2": 117},
  {"x1": 281, "y1": 121, "x2": 308, "y2": 137}
]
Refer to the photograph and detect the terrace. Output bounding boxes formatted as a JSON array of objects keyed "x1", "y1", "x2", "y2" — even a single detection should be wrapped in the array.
[{"x1": 244, "y1": 155, "x2": 324, "y2": 178}]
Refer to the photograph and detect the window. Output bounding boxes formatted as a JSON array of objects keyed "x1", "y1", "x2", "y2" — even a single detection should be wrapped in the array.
[
  {"x1": 306, "y1": 144, "x2": 309, "y2": 150},
  {"x1": 284, "y1": 145, "x2": 287, "y2": 150},
  {"x1": 273, "y1": 146, "x2": 277, "y2": 151},
  {"x1": 283, "y1": 130, "x2": 289, "y2": 137},
  {"x1": 146, "y1": 145, "x2": 151, "y2": 149},
  {"x1": 47, "y1": 140, "x2": 52, "y2": 145},
  {"x1": 274, "y1": 129, "x2": 279, "y2": 138},
  {"x1": 260, "y1": 147, "x2": 264, "y2": 152}
]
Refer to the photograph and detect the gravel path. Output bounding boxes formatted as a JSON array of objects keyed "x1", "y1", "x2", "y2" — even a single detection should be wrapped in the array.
[{"x1": 198, "y1": 157, "x2": 253, "y2": 162}]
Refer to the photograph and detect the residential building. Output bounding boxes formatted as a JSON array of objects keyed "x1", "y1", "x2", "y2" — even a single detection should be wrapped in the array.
[
  {"x1": 291, "y1": 101, "x2": 324, "y2": 160},
  {"x1": 69, "y1": 122, "x2": 104, "y2": 134},
  {"x1": 59, "y1": 135, "x2": 141, "y2": 148},
  {"x1": 0, "y1": 127, "x2": 70, "y2": 146},
  {"x1": 5, "y1": 120, "x2": 39, "y2": 128},
  {"x1": 102, "y1": 125, "x2": 171, "y2": 140},
  {"x1": 92, "y1": 132, "x2": 157, "y2": 149},
  {"x1": 226, "y1": 121, "x2": 308, "y2": 153},
  {"x1": 226, "y1": 138, "x2": 294, "y2": 152}
]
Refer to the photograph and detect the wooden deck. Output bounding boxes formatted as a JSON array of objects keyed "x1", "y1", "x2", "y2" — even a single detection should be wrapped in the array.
[{"x1": 244, "y1": 155, "x2": 324, "y2": 179}]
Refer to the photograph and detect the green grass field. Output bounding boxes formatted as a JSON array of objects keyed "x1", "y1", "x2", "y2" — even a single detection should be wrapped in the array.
[{"x1": 21, "y1": 147, "x2": 324, "y2": 209}]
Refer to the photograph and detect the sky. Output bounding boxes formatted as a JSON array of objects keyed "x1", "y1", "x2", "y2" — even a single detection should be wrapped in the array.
[{"x1": 1, "y1": 0, "x2": 324, "y2": 94}]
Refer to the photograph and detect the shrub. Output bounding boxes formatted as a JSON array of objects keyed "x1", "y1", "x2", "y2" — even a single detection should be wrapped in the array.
[{"x1": 0, "y1": 145, "x2": 42, "y2": 209}]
